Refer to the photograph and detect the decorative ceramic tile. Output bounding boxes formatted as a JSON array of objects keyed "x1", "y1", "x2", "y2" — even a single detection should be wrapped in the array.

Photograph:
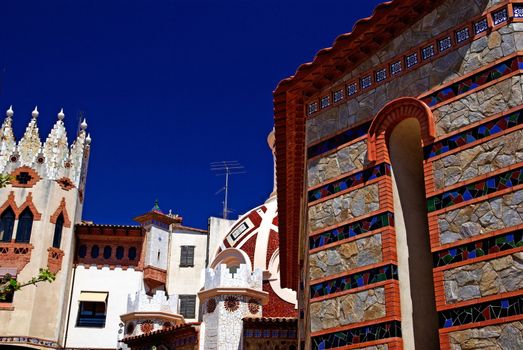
[
  {"x1": 361, "y1": 75, "x2": 372, "y2": 89},
  {"x1": 427, "y1": 167, "x2": 523, "y2": 212},
  {"x1": 439, "y1": 295, "x2": 523, "y2": 328},
  {"x1": 333, "y1": 90, "x2": 344, "y2": 103},
  {"x1": 307, "y1": 121, "x2": 371, "y2": 159},
  {"x1": 433, "y1": 230, "x2": 523, "y2": 267},
  {"x1": 438, "y1": 36, "x2": 452, "y2": 52},
  {"x1": 422, "y1": 45, "x2": 435, "y2": 60},
  {"x1": 455, "y1": 28, "x2": 470, "y2": 43},
  {"x1": 310, "y1": 264, "x2": 398, "y2": 298},
  {"x1": 308, "y1": 102, "x2": 318, "y2": 115},
  {"x1": 424, "y1": 107, "x2": 523, "y2": 159},
  {"x1": 406, "y1": 52, "x2": 419, "y2": 68},
  {"x1": 474, "y1": 18, "x2": 488, "y2": 35},
  {"x1": 312, "y1": 321, "x2": 402, "y2": 349},
  {"x1": 493, "y1": 8, "x2": 508, "y2": 26},
  {"x1": 421, "y1": 56, "x2": 523, "y2": 107},
  {"x1": 321, "y1": 96, "x2": 330, "y2": 109},
  {"x1": 309, "y1": 212, "x2": 394, "y2": 250},
  {"x1": 375, "y1": 68, "x2": 387, "y2": 83}
]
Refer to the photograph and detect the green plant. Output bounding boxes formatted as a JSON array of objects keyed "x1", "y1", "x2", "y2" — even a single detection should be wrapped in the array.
[{"x1": 0, "y1": 268, "x2": 56, "y2": 301}]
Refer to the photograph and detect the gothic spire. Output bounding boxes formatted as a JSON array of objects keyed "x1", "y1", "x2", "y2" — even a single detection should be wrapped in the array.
[
  {"x1": 17, "y1": 106, "x2": 42, "y2": 166},
  {"x1": 0, "y1": 106, "x2": 17, "y2": 173},
  {"x1": 43, "y1": 108, "x2": 69, "y2": 179},
  {"x1": 68, "y1": 118, "x2": 90, "y2": 186}
]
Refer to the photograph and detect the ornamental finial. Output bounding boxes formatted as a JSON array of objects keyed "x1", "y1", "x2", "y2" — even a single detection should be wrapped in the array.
[
  {"x1": 32, "y1": 106, "x2": 39, "y2": 118},
  {"x1": 6, "y1": 105, "x2": 13, "y2": 118},
  {"x1": 80, "y1": 118, "x2": 87, "y2": 130},
  {"x1": 86, "y1": 133, "x2": 91, "y2": 145},
  {"x1": 58, "y1": 108, "x2": 65, "y2": 120}
]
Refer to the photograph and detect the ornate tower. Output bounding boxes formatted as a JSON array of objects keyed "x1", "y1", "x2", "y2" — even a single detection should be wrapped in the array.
[{"x1": 0, "y1": 106, "x2": 91, "y2": 347}]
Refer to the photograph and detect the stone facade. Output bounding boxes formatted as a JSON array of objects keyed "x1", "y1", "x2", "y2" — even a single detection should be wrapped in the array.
[
  {"x1": 309, "y1": 287, "x2": 385, "y2": 332},
  {"x1": 308, "y1": 140, "x2": 368, "y2": 187},
  {"x1": 433, "y1": 128, "x2": 523, "y2": 189},
  {"x1": 438, "y1": 189, "x2": 523, "y2": 245},
  {"x1": 444, "y1": 253, "x2": 523, "y2": 304},
  {"x1": 434, "y1": 75, "x2": 523, "y2": 136},
  {"x1": 308, "y1": 183, "x2": 379, "y2": 232},
  {"x1": 448, "y1": 321, "x2": 523, "y2": 350},
  {"x1": 309, "y1": 234, "x2": 382, "y2": 280}
]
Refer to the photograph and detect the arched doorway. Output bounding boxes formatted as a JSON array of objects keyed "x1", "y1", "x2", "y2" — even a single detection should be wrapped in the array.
[{"x1": 368, "y1": 98, "x2": 439, "y2": 350}]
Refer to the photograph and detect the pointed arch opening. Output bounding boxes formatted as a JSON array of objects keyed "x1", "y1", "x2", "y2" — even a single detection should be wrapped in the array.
[
  {"x1": 0, "y1": 206, "x2": 16, "y2": 242},
  {"x1": 369, "y1": 98, "x2": 438, "y2": 350},
  {"x1": 16, "y1": 208, "x2": 34, "y2": 243},
  {"x1": 52, "y1": 213, "x2": 65, "y2": 248}
]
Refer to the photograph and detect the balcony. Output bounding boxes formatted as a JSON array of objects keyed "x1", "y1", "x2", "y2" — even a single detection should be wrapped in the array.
[{"x1": 0, "y1": 242, "x2": 33, "y2": 272}]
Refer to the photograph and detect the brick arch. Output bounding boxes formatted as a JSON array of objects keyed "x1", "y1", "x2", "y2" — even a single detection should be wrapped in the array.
[
  {"x1": 0, "y1": 192, "x2": 17, "y2": 216},
  {"x1": 50, "y1": 198, "x2": 72, "y2": 228},
  {"x1": 367, "y1": 97, "x2": 435, "y2": 163},
  {"x1": 17, "y1": 192, "x2": 42, "y2": 220}
]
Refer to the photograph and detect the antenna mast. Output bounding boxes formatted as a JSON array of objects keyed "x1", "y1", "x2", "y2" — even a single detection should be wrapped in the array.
[{"x1": 210, "y1": 161, "x2": 245, "y2": 219}]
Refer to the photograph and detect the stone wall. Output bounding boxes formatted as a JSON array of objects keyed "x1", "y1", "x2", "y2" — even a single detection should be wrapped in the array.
[
  {"x1": 308, "y1": 183, "x2": 379, "y2": 232},
  {"x1": 448, "y1": 321, "x2": 523, "y2": 349},
  {"x1": 306, "y1": 0, "x2": 522, "y2": 145},
  {"x1": 308, "y1": 140, "x2": 368, "y2": 187},
  {"x1": 444, "y1": 253, "x2": 523, "y2": 303},
  {"x1": 309, "y1": 234, "x2": 382, "y2": 280},
  {"x1": 434, "y1": 75, "x2": 523, "y2": 136},
  {"x1": 438, "y1": 189, "x2": 523, "y2": 245},
  {"x1": 310, "y1": 287, "x2": 385, "y2": 332},
  {"x1": 433, "y1": 128, "x2": 523, "y2": 189}
]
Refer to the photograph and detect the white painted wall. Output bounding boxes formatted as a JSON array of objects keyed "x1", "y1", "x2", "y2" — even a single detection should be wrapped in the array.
[
  {"x1": 167, "y1": 229, "x2": 208, "y2": 322},
  {"x1": 65, "y1": 265, "x2": 143, "y2": 349},
  {"x1": 144, "y1": 226, "x2": 169, "y2": 270}
]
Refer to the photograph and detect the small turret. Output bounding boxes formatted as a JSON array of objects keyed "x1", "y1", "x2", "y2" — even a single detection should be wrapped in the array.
[
  {"x1": 18, "y1": 106, "x2": 42, "y2": 166},
  {"x1": 0, "y1": 106, "x2": 17, "y2": 173},
  {"x1": 43, "y1": 108, "x2": 69, "y2": 179}
]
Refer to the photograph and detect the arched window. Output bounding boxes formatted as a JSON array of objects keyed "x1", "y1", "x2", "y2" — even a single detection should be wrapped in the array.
[
  {"x1": 52, "y1": 213, "x2": 64, "y2": 248},
  {"x1": 91, "y1": 245, "x2": 99, "y2": 258},
  {"x1": 0, "y1": 207, "x2": 15, "y2": 242},
  {"x1": 116, "y1": 246, "x2": 124, "y2": 260},
  {"x1": 103, "y1": 246, "x2": 112, "y2": 259},
  {"x1": 16, "y1": 208, "x2": 34, "y2": 243},
  {"x1": 79, "y1": 245, "x2": 87, "y2": 258},
  {"x1": 128, "y1": 247, "x2": 137, "y2": 260}
]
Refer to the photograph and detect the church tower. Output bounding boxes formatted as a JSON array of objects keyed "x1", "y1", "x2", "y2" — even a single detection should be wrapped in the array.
[{"x1": 0, "y1": 106, "x2": 91, "y2": 347}]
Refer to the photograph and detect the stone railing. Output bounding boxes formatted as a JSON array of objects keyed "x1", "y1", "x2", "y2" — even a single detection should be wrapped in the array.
[
  {"x1": 126, "y1": 290, "x2": 178, "y2": 314},
  {"x1": 203, "y1": 263, "x2": 263, "y2": 291}
]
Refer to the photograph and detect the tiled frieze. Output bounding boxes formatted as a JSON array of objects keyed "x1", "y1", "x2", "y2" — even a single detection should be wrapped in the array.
[
  {"x1": 437, "y1": 189, "x2": 523, "y2": 245},
  {"x1": 443, "y1": 252, "x2": 523, "y2": 304},
  {"x1": 308, "y1": 164, "x2": 390, "y2": 203},
  {"x1": 311, "y1": 320, "x2": 402, "y2": 350},
  {"x1": 307, "y1": 139, "x2": 368, "y2": 188},
  {"x1": 310, "y1": 264, "x2": 398, "y2": 299},
  {"x1": 446, "y1": 320, "x2": 523, "y2": 349},
  {"x1": 310, "y1": 287, "x2": 386, "y2": 333},
  {"x1": 309, "y1": 211, "x2": 394, "y2": 250},
  {"x1": 307, "y1": 122, "x2": 370, "y2": 159},
  {"x1": 309, "y1": 234, "x2": 382, "y2": 281},
  {"x1": 424, "y1": 105, "x2": 523, "y2": 159},
  {"x1": 421, "y1": 56, "x2": 523, "y2": 108},
  {"x1": 433, "y1": 229, "x2": 523, "y2": 267},
  {"x1": 432, "y1": 130, "x2": 523, "y2": 190},
  {"x1": 439, "y1": 294, "x2": 523, "y2": 329},
  {"x1": 307, "y1": 183, "x2": 380, "y2": 233},
  {"x1": 427, "y1": 166, "x2": 523, "y2": 212},
  {"x1": 433, "y1": 74, "x2": 523, "y2": 136}
]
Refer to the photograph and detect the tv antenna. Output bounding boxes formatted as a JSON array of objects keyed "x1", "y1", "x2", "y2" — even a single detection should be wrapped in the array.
[{"x1": 210, "y1": 161, "x2": 245, "y2": 219}]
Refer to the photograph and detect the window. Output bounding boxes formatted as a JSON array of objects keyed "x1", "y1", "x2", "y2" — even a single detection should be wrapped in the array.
[
  {"x1": 78, "y1": 245, "x2": 87, "y2": 258},
  {"x1": 128, "y1": 246, "x2": 137, "y2": 260},
  {"x1": 179, "y1": 295, "x2": 196, "y2": 319},
  {"x1": 76, "y1": 293, "x2": 108, "y2": 328},
  {"x1": 103, "y1": 246, "x2": 112, "y2": 259},
  {"x1": 180, "y1": 246, "x2": 195, "y2": 267},
  {"x1": 52, "y1": 214, "x2": 64, "y2": 248},
  {"x1": 0, "y1": 207, "x2": 15, "y2": 242},
  {"x1": 15, "y1": 208, "x2": 33, "y2": 243},
  {"x1": 91, "y1": 245, "x2": 99, "y2": 258},
  {"x1": 116, "y1": 246, "x2": 124, "y2": 260}
]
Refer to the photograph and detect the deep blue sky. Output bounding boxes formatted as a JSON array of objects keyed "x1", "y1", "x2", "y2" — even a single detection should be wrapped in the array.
[{"x1": 1, "y1": 0, "x2": 383, "y2": 229}]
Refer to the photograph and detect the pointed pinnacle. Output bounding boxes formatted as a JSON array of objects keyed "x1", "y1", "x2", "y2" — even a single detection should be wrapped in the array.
[
  {"x1": 86, "y1": 133, "x2": 92, "y2": 144},
  {"x1": 58, "y1": 108, "x2": 65, "y2": 120},
  {"x1": 80, "y1": 118, "x2": 87, "y2": 130},
  {"x1": 6, "y1": 105, "x2": 13, "y2": 118},
  {"x1": 32, "y1": 106, "x2": 39, "y2": 118}
]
